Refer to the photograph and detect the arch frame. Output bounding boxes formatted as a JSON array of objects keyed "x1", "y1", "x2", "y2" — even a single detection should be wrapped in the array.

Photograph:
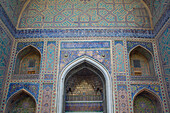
[
  {"x1": 56, "y1": 55, "x2": 113, "y2": 113},
  {"x1": 14, "y1": 45, "x2": 41, "y2": 74},
  {"x1": 128, "y1": 45, "x2": 156, "y2": 77},
  {"x1": 5, "y1": 88, "x2": 37, "y2": 113},
  {"x1": 132, "y1": 88, "x2": 163, "y2": 113}
]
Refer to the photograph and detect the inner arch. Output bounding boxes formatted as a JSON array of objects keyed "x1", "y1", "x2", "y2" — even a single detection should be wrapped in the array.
[{"x1": 64, "y1": 62, "x2": 106, "y2": 112}]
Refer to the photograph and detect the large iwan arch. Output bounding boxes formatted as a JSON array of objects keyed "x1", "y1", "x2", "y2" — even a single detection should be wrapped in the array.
[{"x1": 56, "y1": 56, "x2": 113, "y2": 113}]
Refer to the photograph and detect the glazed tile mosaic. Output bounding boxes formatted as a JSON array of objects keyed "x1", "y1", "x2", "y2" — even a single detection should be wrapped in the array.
[
  {"x1": 59, "y1": 50, "x2": 111, "y2": 73},
  {"x1": 18, "y1": 0, "x2": 151, "y2": 29},
  {"x1": 46, "y1": 41, "x2": 56, "y2": 72},
  {"x1": 1, "y1": 0, "x2": 168, "y2": 29},
  {"x1": 41, "y1": 83, "x2": 53, "y2": 112},
  {"x1": 115, "y1": 41, "x2": 125, "y2": 72}
]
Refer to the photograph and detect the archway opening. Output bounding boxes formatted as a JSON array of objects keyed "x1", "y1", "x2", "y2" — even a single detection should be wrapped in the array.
[
  {"x1": 63, "y1": 62, "x2": 107, "y2": 113},
  {"x1": 133, "y1": 90, "x2": 162, "y2": 113},
  {"x1": 5, "y1": 90, "x2": 36, "y2": 113},
  {"x1": 14, "y1": 46, "x2": 41, "y2": 74},
  {"x1": 130, "y1": 46, "x2": 155, "y2": 76}
]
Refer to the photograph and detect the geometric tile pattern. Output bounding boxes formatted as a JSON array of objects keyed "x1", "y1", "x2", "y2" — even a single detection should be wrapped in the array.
[
  {"x1": 0, "y1": 1, "x2": 169, "y2": 40},
  {"x1": 1, "y1": 0, "x2": 168, "y2": 30},
  {"x1": 18, "y1": 0, "x2": 151, "y2": 29},
  {"x1": 115, "y1": 41, "x2": 125, "y2": 72},
  {"x1": 41, "y1": 83, "x2": 53, "y2": 113},
  {"x1": 46, "y1": 41, "x2": 56, "y2": 72},
  {"x1": 118, "y1": 85, "x2": 129, "y2": 113}
]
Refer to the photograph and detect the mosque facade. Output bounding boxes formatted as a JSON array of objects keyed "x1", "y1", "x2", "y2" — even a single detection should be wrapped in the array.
[{"x1": 0, "y1": 0, "x2": 169, "y2": 113}]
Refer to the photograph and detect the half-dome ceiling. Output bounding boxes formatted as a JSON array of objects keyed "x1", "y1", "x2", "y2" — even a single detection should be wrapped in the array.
[
  {"x1": 1, "y1": 0, "x2": 169, "y2": 30},
  {"x1": 18, "y1": 0, "x2": 152, "y2": 29}
]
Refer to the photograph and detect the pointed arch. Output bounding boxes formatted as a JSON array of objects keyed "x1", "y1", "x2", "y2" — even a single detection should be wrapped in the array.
[
  {"x1": 16, "y1": 45, "x2": 41, "y2": 56},
  {"x1": 56, "y1": 55, "x2": 113, "y2": 113},
  {"x1": 14, "y1": 45, "x2": 41, "y2": 74},
  {"x1": 133, "y1": 88, "x2": 163, "y2": 113},
  {"x1": 5, "y1": 89, "x2": 37, "y2": 113},
  {"x1": 129, "y1": 45, "x2": 154, "y2": 58},
  {"x1": 133, "y1": 88, "x2": 162, "y2": 102},
  {"x1": 129, "y1": 45, "x2": 155, "y2": 76}
]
